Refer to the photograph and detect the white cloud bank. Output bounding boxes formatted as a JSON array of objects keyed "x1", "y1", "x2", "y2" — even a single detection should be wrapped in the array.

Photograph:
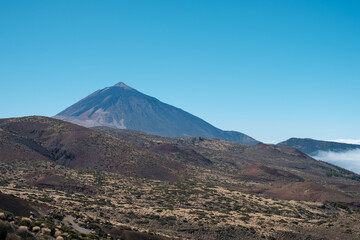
[
  {"x1": 311, "y1": 149, "x2": 360, "y2": 174},
  {"x1": 330, "y1": 139, "x2": 360, "y2": 145}
]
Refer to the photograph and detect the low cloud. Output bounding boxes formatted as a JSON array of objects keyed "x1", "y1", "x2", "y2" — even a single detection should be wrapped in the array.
[
  {"x1": 331, "y1": 139, "x2": 360, "y2": 145},
  {"x1": 311, "y1": 149, "x2": 360, "y2": 174}
]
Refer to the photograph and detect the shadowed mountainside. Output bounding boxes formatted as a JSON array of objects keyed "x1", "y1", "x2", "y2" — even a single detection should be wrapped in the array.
[{"x1": 54, "y1": 82, "x2": 260, "y2": 145}]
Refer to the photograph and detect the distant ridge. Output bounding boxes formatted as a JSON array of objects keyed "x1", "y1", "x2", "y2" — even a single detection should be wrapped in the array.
[
  {"x1": 54, "y1": 82, "x2": 260, "y2": 145},
  {"x1": 278, "y1": 138, "x2": 360, "y2": 155}
]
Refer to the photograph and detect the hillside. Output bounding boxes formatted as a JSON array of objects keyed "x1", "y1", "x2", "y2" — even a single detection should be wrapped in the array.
[
  {"x1": 95, "y1": 126, "x2": 360, "y2": 202},
  {"x1": 54, "y1": 82, "x2": 260, "y2": 145},
  {"x1": 1, "y1": 117, "x2": 360, "y2": 239},
  {"x1": 2, "y1": 117, "x2": 360, "y2": 202},
  {"x1": 0, "y1": 116, "x2": 185, "y2": 181}
]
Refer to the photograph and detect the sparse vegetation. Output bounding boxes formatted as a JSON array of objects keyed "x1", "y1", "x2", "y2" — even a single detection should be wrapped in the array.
[{"x1": 0, "y1": 117, "x2": 360, "y2": 239}]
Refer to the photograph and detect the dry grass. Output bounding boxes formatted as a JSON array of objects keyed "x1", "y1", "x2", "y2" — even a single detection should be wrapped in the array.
[{"x1": 1, "y1": 161, "x2": 360, "y2": 239}]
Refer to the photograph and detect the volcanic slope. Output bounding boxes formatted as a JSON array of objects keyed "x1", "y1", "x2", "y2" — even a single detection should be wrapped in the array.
[
  {"x1": 96, "y1": 127, "x2": 360, "y2": 203},
  {"x1": 55, "y1": 82, "x2": 259, "y2": 145},
  {"x1": 1, "y1": 116, "x2": 360, "y2": 203},
  {"x1": 2, "y1": 117, "x2": 360, "y2": 239},
  {"x1": 0, "y1": 116, "x2": 185, "y2": 181}
]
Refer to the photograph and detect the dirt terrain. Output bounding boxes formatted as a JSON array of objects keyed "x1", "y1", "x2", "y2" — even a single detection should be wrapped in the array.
[{"x1": 1, "y1": 116, "x2": 360, "y2": 239}]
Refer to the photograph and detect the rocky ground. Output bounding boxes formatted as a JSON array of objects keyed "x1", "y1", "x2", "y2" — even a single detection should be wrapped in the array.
[
  {"x1": 1, "y1": 117, "x2": 360, "y2": 239},
  {"x1": 1, "y1": 161, "x2": 360, "y2": 240}
]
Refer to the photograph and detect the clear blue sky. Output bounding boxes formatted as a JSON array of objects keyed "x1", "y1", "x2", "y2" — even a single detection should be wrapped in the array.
[{"x1": 0, "y1": 0, "x2": 359, "y2": 143}]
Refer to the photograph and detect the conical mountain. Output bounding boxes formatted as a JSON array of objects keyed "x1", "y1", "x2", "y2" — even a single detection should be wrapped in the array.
[{"x1": 55, "y1": 82, "x2": 260, "y2": 145}]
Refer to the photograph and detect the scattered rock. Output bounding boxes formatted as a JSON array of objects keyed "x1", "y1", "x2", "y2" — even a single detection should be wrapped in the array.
[
  {"x1": 0, "y1": 212, "x2": 5, "y2": 220},
  {"x1": 56, "y1": 236, "x2": 64, "y2": 240}
]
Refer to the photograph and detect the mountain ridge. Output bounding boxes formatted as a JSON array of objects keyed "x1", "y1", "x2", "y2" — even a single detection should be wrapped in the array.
[
  {"x1": 54, "y1": 82, "x2": 260, "y2": 145},
  {"x1": 278, "y1": 137, "x2": 360, "y2": 155}
]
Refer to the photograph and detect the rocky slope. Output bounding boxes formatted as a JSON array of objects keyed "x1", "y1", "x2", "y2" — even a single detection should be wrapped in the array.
[{"x1": 2, "y1": 117, "x2": 360, "y2": 239}]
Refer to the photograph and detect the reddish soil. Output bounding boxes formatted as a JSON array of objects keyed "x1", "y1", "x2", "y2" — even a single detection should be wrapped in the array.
[
  {"x1": 26, "y1": 171, "x2": 95, "y2": 194},
  {"x1": 238, "y1": 164, "x2": 304, "y2": 182},
  {"x1": 150, "y1": 143, "x2": 212, "y2": 165},
  {"x1": 264, "y1": 181, "x2": 354, "y2": 202},
  {"x1": 0, "y1": 192, "x2": 51, "y2": 217},
  {"x1": 0, "y1": 116, "x2": 183, "y2": 182}
]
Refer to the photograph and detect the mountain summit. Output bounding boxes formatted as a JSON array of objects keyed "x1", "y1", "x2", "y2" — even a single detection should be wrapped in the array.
[
  {"x1": 55, "y1": 82, "x2": 260, "y2": 145},
  {"x1": 113, "y1": 81, "x2": 133, "y2": 89}
]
